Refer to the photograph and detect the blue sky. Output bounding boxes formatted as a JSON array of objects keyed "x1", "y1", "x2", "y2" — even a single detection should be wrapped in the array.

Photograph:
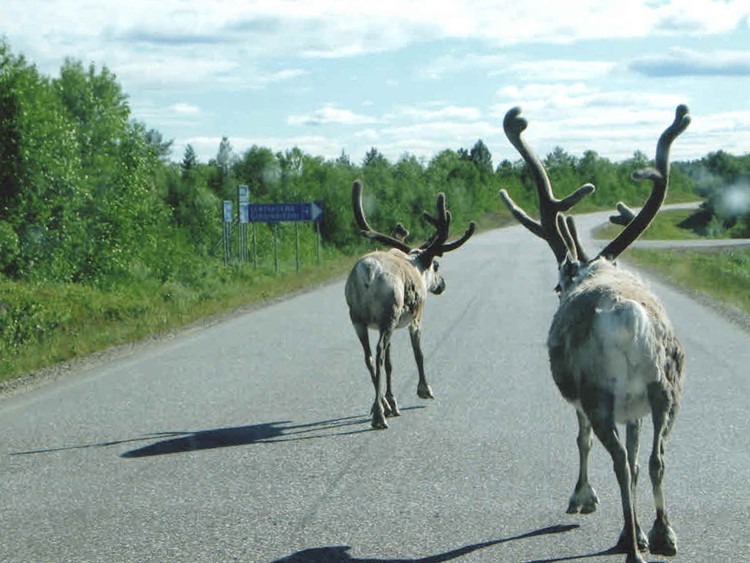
[{"x1": 3, "y1": 0, "x2": 750, "y2": 167}]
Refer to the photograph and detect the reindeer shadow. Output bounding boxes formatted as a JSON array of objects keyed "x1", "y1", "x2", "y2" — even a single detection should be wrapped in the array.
[
  {"x1": 273, "y1": 531, "x2": 672, "y2": 563},
  {"x1": 10, "y1": 408, "x2": 425, "y2": 458},
  {"x1": 120, "y1": 413, "x2": 373, "y2": 458},
  {"x1": 271, "y1": 524, "x2": 580, "y2": 562}
]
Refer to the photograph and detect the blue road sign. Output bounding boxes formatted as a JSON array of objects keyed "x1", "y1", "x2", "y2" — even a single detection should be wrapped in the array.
[
  {"x1": 248, "y1": 202, "x2": 323, "y2": 223},
  {"x1": 239, "y1": 203, "x2": 249, "y2": 224},
  {"x1": 238, "y1": 185, "x2": 249, "y2": 205}
]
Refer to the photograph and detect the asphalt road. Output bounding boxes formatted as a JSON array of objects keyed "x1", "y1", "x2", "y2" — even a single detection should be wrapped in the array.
[{"x1": 2, "y1": 211, "x2": 749, "y2": 563}]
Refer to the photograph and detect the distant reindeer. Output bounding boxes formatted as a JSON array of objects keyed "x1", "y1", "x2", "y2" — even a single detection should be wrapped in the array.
[
  {"x1": 499, "y1": 106, "x2": 690, "y2": 562},
  {"x1": 345, "y1": 180, "x2": 476, "y2": 429}
]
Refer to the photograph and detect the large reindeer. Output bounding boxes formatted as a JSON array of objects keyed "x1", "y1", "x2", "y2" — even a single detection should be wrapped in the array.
[
  {"x1": 499, "y1": 106, "x2": 689, "y2": 563},
  {"x1": 345, "y1": 180, "x2": 476, "y2": 429}
]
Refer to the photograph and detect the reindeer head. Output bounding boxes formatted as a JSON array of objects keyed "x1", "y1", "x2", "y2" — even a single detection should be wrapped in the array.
[
  {"x1": 499, "y1": 105, "x2": 691, "y2": 291},
  {"x1": 351, "y1": 180, "x2": 476, "y2": 294}
]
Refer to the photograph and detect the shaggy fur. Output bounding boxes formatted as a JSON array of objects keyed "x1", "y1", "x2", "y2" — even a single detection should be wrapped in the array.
[
  {"x1": 549, "y1": 257, "x2": 685, "y2": 562},
  {"x1": 345, "y1": 249, "x2": 442, "y2": 429}
]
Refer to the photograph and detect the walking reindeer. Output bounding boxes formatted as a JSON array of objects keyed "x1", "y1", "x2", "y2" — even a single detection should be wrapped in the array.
[
  {"x1": 345, "y1": 180, "x2": 476, "y2": 429},
  {"x1": 499, "y1": 106, "x2": 689, "y2": 562}
]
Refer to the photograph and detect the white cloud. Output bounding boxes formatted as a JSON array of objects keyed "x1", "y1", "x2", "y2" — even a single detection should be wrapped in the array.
[
  {"x1": 5, "y1": 1, "x2": 749, "y2": 73},
  {"x1": 630, "y1": 47, "x2": 750, "y2": 77},
  {"x1": 504, "y1": 60, "x2": 618, "y2": 82},
  {"x1": 180, "y1": 133, "x2": 346, "y2": 164},
  {"x1": 418, "y1": 53, "x2": 509, "y2": 80},
  {"x1": 3, "y1": 0, "x2": 748, "y2": 165},
  {"x1": 386, "y1": 103, "x2": 482, "y2": 121},
  {"x1": 169, "y1": 103, "x2": 201, "y2": 116},
  {"x1": 287, "y1": 104, "x2": 378, "y2": 126}
]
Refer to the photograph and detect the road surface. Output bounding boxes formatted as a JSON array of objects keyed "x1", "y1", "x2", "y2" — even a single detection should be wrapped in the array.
[{"x1": 2, "y1": 211, "x2": 749, "y2": 562}]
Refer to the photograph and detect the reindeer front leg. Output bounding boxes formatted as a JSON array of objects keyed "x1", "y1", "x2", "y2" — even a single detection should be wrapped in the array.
[
  {"x1": 383, "y1": 342, "x2": 400, "y2": 417},
  {"x1": 408, "y1": 322, "x2": 434, "y2": 400}
]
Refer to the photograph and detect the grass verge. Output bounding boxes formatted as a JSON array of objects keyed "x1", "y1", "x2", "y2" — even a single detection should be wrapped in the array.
[
  {"x1": 595, "y1": 206, "x2": 750, "y2": 318},
  {"x1": 627, "y1": 247, "x2": 750, "y2": 317},
  {"x1": 592, "y1": 208, "x2": 705, "y2": 241},
  {"x1": 0, "y1": 251, "x2": 358, "y2": 384}
]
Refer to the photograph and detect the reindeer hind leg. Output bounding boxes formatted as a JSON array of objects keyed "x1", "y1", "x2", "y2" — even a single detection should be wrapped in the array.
[
  {"x1": 647, "y1": 383, "x2": 678, "y2": 556},
  {"x1": 369, "y1": 327, "x2": 393, "y2": 429},
  {"x1": 584, "y1": 391, "x2": 646, "y2": 563},
  {"x1": 353, "y1": 322, "x2": 387, "y2": 429},
  {"x1": 618, "y1": 419, "x2": 648, "y2": 552},
  {"x1": 567, "y1": 410, "x2": 600, "y2": 514}
]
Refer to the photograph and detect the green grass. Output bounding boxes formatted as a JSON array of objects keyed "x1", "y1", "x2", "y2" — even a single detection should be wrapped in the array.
[
  {"x1": 627, "y1": 247, "x2": 750, "y2": 315},
  {"x1": 594, "y1": 207, "x2": 750, "y2": 317},
  {"x1": 592, "y1": 208, "x2": 704, "y2": 241},
  {"x1": 0, "y1": 251, "x2": 358, "y2": 383},
  {"x1": 0, "y1": 211, "x2": 519, "y2": 385}
]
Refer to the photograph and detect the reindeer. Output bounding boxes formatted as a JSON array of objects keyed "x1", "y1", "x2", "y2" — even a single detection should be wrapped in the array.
[
  {"x1": 499, "y1": 106, "x2": 690, "y2": 563},
  {"x1": 345, "y1": 180, "x2": 476, "y2": 429}
]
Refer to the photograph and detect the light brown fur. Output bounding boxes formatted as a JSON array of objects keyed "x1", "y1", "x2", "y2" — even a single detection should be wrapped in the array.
[
  {"x1": 499, "y1": 105, "x2": 690, "y2": 563},
  {"x1": 345, "y1": 249, "x2": 441, "y2": 429}
]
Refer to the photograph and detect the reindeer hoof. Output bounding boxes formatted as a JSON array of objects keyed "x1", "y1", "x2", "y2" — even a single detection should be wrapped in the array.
[
  {"x1": 417, "y1": 382, "x2": 434, "y2": 400},
  {"x1": 566, "y1": 484, "x2": 599, "y2": 514},
  {"x1": 649, "y1": 519, "x2": 677, "y2": 556},
  {"x1": 384, "y1": 395, "x2": 400, "y2": 417},
  {"x1": 566, "y1": 498, "x2": 598, "y2": 514},
  {"x1": 371, "y1": 402, "x2": 388, "y2": 429},
  {"x1": 616, "y1": 526, "x2": 649, "y2": 553},
  {"x1": 371, "y1": 418, "x2": 388, "y2": 430}
]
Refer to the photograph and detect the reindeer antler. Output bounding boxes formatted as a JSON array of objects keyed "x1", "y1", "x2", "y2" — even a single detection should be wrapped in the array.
[
  {"x1": 499, "y1": 107, "x2": 595, "y2": 264},
  {"x1": 598, "y1": 104, "x2": 691, "y2": 261},
  {"x1": 352, "y1": 181, "x2": 412, "y2": 254},
  {"x1": 419, "y1": 193, "x2": 476, "y2": 264},
  {"x1": 352, "y1": 181, "x2": 476, "y2": 261},
  {"x1": 609, "y1": 202, "x2": 636, "y2": 226}
]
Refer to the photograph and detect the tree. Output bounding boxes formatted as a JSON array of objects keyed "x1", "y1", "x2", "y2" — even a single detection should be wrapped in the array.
[
  {"x1": 182, "y1": 144, "x2": 198, "y2": 175},
  {"x1": 144, "y1": 127, "x2": 173, "y2": 161},
  {"x1": 233, "y1": 145, "x2": 279, "y2": 200},
  {"x1": 216, "y1": 136, "x2": 234, "y2": 177},
  {"x1": 545, "y1": 146, "x2": 577, "y2": 171},
  {"x1": 55, "y1": 59, "x2": 130, "y2": 172},
  {"x1": 335, "y1": 149, "x2": 352, "y2": 168},
  {"x1": 0, "y1": 41, "x2": 86, "y2": 280},
  {"x1": 363, "y1": 147, "x2": 388, "y2": 168},
  {"x1": 469, "y1": 139, "x2": 493, "y2": 177}
]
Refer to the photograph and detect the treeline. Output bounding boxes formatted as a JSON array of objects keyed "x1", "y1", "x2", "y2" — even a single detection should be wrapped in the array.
[{"x1": 2, "y1": 40, "x2": 735, "y2": 294}]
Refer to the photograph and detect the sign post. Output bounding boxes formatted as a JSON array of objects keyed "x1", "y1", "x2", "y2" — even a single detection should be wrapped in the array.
[
  {"x1": 238, "y1": 200, "x2": 324, "y2": 273},
  {"x1": 222, "y1": 200, "x2": 233, "y2": 265},
  {"x1": 237, "y1": 185, "x2": 249, "y2": 263}
]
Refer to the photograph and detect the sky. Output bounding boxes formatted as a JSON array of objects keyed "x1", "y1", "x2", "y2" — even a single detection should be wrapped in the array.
[{"x1": 2, "y1": 0, "x2": 750, "y2": 168}]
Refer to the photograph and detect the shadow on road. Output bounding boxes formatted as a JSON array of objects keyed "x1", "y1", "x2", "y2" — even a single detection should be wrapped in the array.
[
  {"x1": 270, "y1": 525, "x2": 579, "y2": 562},
  {"x1": 11, "y1": 409, "x2": 422, "y2": 458},
  {"x1": 120, "y1": 412, "x2": 374, "y2": 458},
  {"x1": 526, "y1": 544, "x2": 668, "y2": 563}
]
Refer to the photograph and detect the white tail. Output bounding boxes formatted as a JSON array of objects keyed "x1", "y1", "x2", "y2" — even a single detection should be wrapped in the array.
[
  {"x1": 345, "y1": 180, "x2": 475, "y2": 429},
  {"x1": 500, "y1": 106, "x2": 690, "y2": 563}
]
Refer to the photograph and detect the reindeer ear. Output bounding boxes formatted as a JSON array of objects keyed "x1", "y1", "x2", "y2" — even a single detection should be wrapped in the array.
[
  {"x1": 560, "y1": 252, "x2": 578, "y2": 278},
  {"x1": 562, "y1": 251, "x2": 576, "y2": 267}
]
